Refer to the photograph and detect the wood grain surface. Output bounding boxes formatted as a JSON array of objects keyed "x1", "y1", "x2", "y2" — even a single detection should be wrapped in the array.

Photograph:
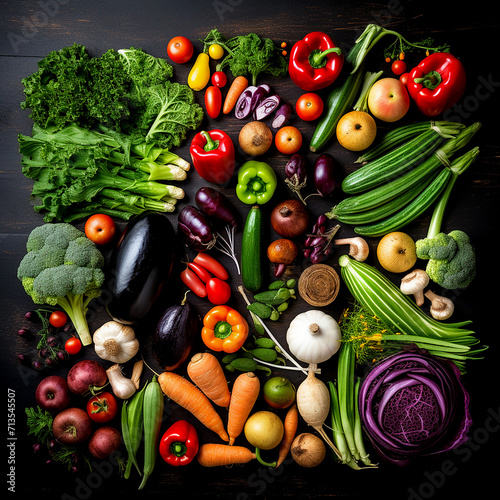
[{"x1": 1, "y1": 1, "x2": 499, "y2": 499}]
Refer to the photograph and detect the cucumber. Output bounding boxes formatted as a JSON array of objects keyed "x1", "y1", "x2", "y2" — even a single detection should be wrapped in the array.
[
  {"x1": 241, "y1": 205, "x2": 263, "y2": 292},
  {"x1": 310, "y1": 67, "x2": 366, "y2": 152}
]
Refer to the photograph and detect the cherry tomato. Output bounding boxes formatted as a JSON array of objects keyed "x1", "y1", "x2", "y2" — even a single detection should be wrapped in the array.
[
  {"x1": 49, "y1": 310, "x2": 68, "y2": 328},
  {"x1": 193, "y1": 253, "x2": 229, "y2": 280},
  {"x1": 391, "y1": 60, "x2": 407, "y2": 76},
  {"x1": 188, "y1": 262, "x2": 213, "y2": 283},
  {"x1": 180, "y1": 268, "x2": 207, "y2": 297},
  {"x1": 206, "y1": 277, "x2": 231, "y2": 305},
  {"x1": 296, "y1": 92, "x2": 324, "y2": 121},
  {"x1": 205, "y1": 86, "x2": 222, "y2": 119},
  {"x1": 65, "y1": 337, "x2": 82, "y2": 355},
  {"x1": 167, "y1": 36, "x2": 194, "y2": 64},
  {"x1": 399, "y1": 72, "x2": 410, "y2": 86},
  {"x1": 211, "y1": 71, "x2": 227, "y2": 88},
  {"x1": 208, "y1": 44, "x2": 224, "y2": 60},
  {"x1": 86, "y1": 392, "x2": 118, "y2": 423}
]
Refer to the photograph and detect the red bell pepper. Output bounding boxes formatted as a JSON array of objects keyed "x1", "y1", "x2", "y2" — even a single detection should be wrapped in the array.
[
  {"x1": 159, "y1": 420, "x2": 199, "y2": 466},
  {"x1": 407, "y1": 52, "x2": 466, "y2": 117},
  {"x1": 288, "y1": 32, "x2": 344, "y2": 91},
  {"x1": 190, "y1": 129, "x2": 235, "y2": 185}
]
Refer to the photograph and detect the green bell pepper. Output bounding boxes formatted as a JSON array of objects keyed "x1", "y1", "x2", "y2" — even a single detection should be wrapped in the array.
[{"x1": 236, "y1": 161, "x2": 277, "y2": 205}]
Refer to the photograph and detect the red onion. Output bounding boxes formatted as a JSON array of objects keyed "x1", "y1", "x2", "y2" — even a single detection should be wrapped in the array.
[{"x1": 271, "y1": 199, "x2": 311, "y2": 238}]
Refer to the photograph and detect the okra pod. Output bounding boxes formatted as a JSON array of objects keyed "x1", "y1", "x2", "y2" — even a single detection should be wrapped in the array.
[{"x1": 138, "y1": 376, "x2": 164, "y2": 490}]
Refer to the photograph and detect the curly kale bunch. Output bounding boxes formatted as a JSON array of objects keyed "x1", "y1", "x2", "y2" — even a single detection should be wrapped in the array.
[
  {"x1": 201, "y1": 29, "x2": 287, "y2": 86},
  {"x1": 17, "y1": 223, "x2": 105, "y2": 346}
]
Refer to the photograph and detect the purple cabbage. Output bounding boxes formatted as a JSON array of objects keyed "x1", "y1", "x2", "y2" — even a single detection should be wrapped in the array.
[{"x1": 359, "y1": 350, "x2": 472, "y2": 466}]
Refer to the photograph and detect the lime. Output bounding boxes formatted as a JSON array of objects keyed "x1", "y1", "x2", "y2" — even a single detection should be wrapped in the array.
[{"x1": 263, "y1": 376, "x2": 296, "y2": 409}]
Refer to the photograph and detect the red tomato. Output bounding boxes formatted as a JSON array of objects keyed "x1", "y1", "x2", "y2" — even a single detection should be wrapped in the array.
[
  {"x1": 84, "y1": 214, "x2": 116, "y2": 246},
  {"x1": 391, "y1": 60, "x2": 407, "y2": 76},
  {"x1": 49, "y1": 310, "x2": 68, "y2": 328},
  {"x1": 399, "y1": 72, "x2": 410, "y2": 86},
  {"x1": 193, "y1": 253, "x2": 229, "y2": 280},
  {"x1": 180, "y1": 268, "x2": 207, "y2": 297},
  {"x1": 65, "y1": 337, "x2": 82, "y2": 355},
  {"x1": 296, "y1": 93, "x2": 324, "y2": 121},
  {"x1": 211, "y1": 71, "x2": 227, "y2": 88},
  {"x1": 86, "y1": 392, "x2": 118, "y2": 423},
  {"x1": 188, "y1": 262, "x2": 213, "y2": 283},
  {"x1": 167, "y1": 36, "x2": 194, "y2": 64},
  {"x1": 205, "y1": 86, "x2": 222, "y2": 119},
  {"x1": 206, "y1": 278, "x2": 231, "y2": 305}
]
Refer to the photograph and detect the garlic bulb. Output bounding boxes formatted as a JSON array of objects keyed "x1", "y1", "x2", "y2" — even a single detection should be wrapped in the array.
[
  {"x1": 93, "y1": 321, "x2": 139, "y2": 363},
  {"x1": 286, "y1": 310, "x2": 341, "y2": 364},
  {"x1": 106, "y1": 364, "x2": 137, "y2": 399}
]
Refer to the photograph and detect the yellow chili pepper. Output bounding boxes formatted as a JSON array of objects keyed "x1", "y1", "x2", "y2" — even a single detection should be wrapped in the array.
[
  {"x1": 187, "y1": 53, "x2": 210, "y2": 91},
  {"x1": 201, "y1": 305, "x2": 249, "y2": 353}
]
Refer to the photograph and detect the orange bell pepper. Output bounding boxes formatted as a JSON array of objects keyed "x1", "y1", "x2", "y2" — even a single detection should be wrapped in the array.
[{"x1": 201, "y1": 305, "x2": 249, "y2": 353}]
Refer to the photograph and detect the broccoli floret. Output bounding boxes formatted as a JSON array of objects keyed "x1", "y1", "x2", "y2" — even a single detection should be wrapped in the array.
[
  {"x1": 17, "y1": 223, "x2": 105, "y2": 345},
  {"x1": 416, "y1": 230, "x2": 476, "y2": 289}
]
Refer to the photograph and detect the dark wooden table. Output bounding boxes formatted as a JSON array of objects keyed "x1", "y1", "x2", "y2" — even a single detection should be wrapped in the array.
[{"x1": 1, "y1": 1, "x2": 499, "y2": 498}]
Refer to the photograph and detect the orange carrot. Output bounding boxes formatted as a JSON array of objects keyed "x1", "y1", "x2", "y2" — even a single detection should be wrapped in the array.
[
  {"x1": 276, "y1": 403, "x2": 299, "y2": 468},
  {"x1": 197, "y1": 443, "x2": 256, "y2": 467},
  {"x1": 187, "y1": 352, "x2": 231, "y2": 408},
  {"x1": 158, "y1": 371, "x2": 229, "y2": 442},
  {"x1": 227, "y1": 371, "x2": 260, "y2": 445},
  {"x1": 222, "y1": 76, "x2": 249, "y2": 114}
]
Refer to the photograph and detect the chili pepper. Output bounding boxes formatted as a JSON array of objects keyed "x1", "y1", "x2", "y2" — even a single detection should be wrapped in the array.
[
  {"x1": 201, "y1": 305, "x2": 249, "y2": 353},
  {"x1": 407, "y1": 52, "x2": 466, "y2": 117},
  {"x1": 159, "y1": 420, "x2": 199, "y2": 467},
  {"x1": 288, "y1": 32, "x2": 344, "y2": 91},
  {"x1": 236, "y1": 161, "x2": 277, "y2": 205},
  {"x1": 190, "y1": 129, "x2": 235, "y2": 185}
]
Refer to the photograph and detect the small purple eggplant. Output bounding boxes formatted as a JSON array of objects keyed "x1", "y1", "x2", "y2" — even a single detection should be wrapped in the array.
[
  {"x1": 178, "y1": 206, "x2": 216, "y2": 251},
  {"x1": 284, "y1": 154, "x2": 308, "y2": 204},
  {"x1": 313, "y1": 153, "x2": 339, "y2": 197},
  {"x1": 195, "y1": 187, "x2": 238, "y2": 228}
]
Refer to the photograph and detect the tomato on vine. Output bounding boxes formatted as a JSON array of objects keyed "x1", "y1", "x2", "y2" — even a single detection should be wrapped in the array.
[{"x1": 49, "y1": 310, "x2": 68, "y2": 328}]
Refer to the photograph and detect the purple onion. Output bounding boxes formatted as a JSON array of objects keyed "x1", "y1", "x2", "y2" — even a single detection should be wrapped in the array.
[
  {"x1": 272, "y1": 103, "x2": 293, "y2": 129},
  {"x1": 249, "y1": 84, "x2": 270, "y2": 112},
  {"x1": 234, "y1": 86, "x2": 257, "y2": 119},
  {"x1": 313, "y1": 153, "x2": 339, "y2": 197},
  {"x1": 177, "y1": 206, "x2": 216, "y2": 251},
  {"x1": 254, "y1": 95, "x2": 281, "y2": 120},
  {"x1": 195, "y1": 187, "x2": 238, "y2": 228}
]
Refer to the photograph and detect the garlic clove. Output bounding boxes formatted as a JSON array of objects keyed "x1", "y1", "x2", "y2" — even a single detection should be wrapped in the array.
[{"x1": 106, "y1": 364, "x2": 137, "y2": 399}]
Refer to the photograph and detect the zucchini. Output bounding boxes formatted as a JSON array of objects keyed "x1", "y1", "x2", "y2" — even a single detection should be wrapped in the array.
[
  {"x1": 353, "y1": 166, "x2": 452, "y2": 237},
  {"x1": 241, "y1": 205, "x2": 263, "y2": 292},
  {"x1": 327, "y1": 171, "x2": 437, "y2": 225},
  {"x1": 310, "y1": 67, "x2": 366, "y2": 152},
  {"x1": 338, "y1": 255, "x2": 475, "y2": 342},
  {"x1": 342, "y1": 128, "x2": 444, "y2": 194}
]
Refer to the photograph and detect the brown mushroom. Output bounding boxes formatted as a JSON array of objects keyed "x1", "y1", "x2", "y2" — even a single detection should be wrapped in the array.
[{"x1": 267, "y1": 238, "x2": 298, "y2": 278}]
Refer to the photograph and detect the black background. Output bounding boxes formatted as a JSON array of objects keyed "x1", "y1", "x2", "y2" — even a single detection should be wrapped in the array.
[{"x1": 1, "y1": 1, "x2": 499, "y2": 499}]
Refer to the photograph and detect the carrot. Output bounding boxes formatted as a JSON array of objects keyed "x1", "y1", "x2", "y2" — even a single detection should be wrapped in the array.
[
  {"x1": 158, "y1": 371, "x2": 229, "y2": 442},
  {"x1": 197, "y1": 443, "x2": 256, "y2": 467},
  {"x1": 227, "y1": 371, "x2": 260, "y2": 445},
  {"x1": 276, "y1": 403, "x2": 299, "y2": 468},
  {"x1": 222, "y1": 75, "x2": 249, "y2": 114},
  {"x1": 187, "y1": 352, "x2": 231, "y2": 408}
]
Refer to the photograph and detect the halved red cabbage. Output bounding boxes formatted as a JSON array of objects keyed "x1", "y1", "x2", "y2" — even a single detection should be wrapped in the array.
[{"x1": 359, "y1": 350, "x2": 472, "y2": 466}]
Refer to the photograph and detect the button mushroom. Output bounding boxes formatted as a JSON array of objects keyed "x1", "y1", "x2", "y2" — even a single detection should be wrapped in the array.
[
  {"x1": 267, "y1": 238, "x2": 298, "y2": 278},
  {"x1": 424, "y1": 290, "x2": 455, "y2": 320},
  {"x1": 333, "y1": 237, "x2": 369, "y2": 261},
  {"x1": 400, "y1": 269, "x2": 429, "y2": 306}
]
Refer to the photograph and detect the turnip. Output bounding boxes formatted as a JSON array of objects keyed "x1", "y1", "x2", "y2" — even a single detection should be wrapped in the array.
[
  {"x1": 67, "y1": 359, "x2": 107, "y2": 395},
  {"x1": 52, "y1": 407, "x2": 93, "y2": 445},
  {"x1": 88, "y1": 426, "x2": 122, "y2": 459}
]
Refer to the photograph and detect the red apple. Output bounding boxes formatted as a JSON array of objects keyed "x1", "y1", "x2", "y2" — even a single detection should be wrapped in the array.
[
  {"x1": 52, "y1": 408, "x2": 93, "y2": 445},
  {"x1": 84, "y1": 214, "x2": 116, "y2": 246},
  {"x1": 368, "y1": 77, "x2": 410, "y2": 122},
  {"x1": 35, "y1": 375, "x2": 71, "y2": 412}
]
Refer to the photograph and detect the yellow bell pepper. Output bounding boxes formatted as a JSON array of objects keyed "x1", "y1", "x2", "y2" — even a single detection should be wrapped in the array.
[
  {"x1": 187, "y1": 53, "x2": 210, "y2": 91},
  {"x1": 201, "y1": 305, "x2": 249, "y2": 353}
]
